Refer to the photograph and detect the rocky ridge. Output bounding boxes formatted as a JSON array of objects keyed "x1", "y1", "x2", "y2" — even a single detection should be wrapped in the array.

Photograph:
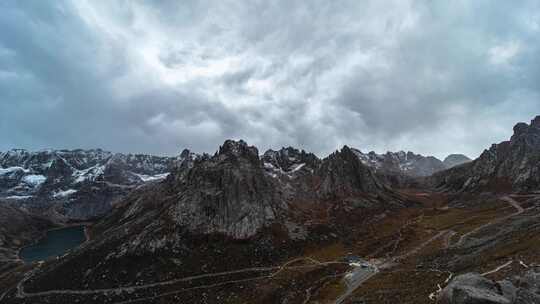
[{"x1": 432, "y1": 116, "x2": 540, "y2": 193}]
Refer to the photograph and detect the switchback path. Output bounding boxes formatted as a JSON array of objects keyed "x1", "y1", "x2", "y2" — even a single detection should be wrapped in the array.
[{"x1": 453, "y1": 196, "x2": 525, "y2": 248}]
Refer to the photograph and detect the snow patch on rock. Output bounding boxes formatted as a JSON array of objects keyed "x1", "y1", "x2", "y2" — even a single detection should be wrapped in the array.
[
  {"x1": 0, "y1": 166, "x2": 30, "y2": 175},
  {"x1": 53, "y1": 189, "x2": 78, "y2": 198},
  {"x1": 22, "y1": 174, "x2": 46, "y2": 186},
  {"x1": 135, "y1": 172, "x2": 170, "y2": 182}
]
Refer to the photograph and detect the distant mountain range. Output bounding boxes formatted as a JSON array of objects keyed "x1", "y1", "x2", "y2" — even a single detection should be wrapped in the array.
[
  {"x1": 0, "y1": 144, "x2": 469, "y2": 223},
  {"x1": 3, "y1": 117, "x2": 540, "y2": 304},
  {"x1": 352, "y1": 149, "x2": 470, "y2": 177},
  {"x1": 0, "y1": 149, "x2": 191, "y2": 221}
]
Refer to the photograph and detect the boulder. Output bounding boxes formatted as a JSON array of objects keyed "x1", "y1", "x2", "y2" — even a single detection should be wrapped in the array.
[
  {"x1": 438, "y1": 273, "x2": 510, "y2": 304},
  {"x1": 439, "y1": 270, "x2": 540, "y2": 304}
]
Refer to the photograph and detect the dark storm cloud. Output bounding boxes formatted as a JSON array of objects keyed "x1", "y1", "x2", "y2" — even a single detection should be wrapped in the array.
[{"x1": 0, "y1": 1, "x2": 539, "y2": 158}]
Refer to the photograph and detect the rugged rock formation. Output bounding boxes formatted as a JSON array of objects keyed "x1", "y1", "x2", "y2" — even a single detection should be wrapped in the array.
[
  {"x1": 439, "y1": 270, "x2": 540, "y2": 304},
  {"x1": 432, "y1": 115, "x2": 540, "y2": 193},
  {"x1": 318, "y1": 146, "x2": 385, "y2": 198},
  {"x1": 262, "y1": 147, "x2": 320, "y2": 174},
  {"x1": 94, "y1": 141, "x2": 402, "y2": 242},
  {"x1": 171, "y1": 140, "x2": 283, "y2": 239},
  {"x1": 0, "y1": 149, "x2": 186, "y2": 221}
]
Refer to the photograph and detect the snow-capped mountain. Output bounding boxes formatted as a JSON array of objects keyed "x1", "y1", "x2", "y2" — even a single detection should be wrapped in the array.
[
  {"x1": 0, "y1": 149, "x2": 193, "y2": 221},
  {"x1": 351, "y1": 149, "x2": 447, "y2": 177}
]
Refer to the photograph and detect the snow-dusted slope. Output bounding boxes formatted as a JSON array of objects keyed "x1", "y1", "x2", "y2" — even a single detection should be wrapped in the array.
[
  {"x1": 0, "y1": 149, "x2": 193, "y2": 221},
  {"x1": 350, "y1": 149, "x2": 447, "y2": 177}
]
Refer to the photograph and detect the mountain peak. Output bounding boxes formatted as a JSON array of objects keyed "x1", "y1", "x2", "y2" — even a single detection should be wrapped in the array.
[
  {"x1": 511, "y1": 116, "x2": 540, "y2": 143},
  {"x1": 262, "y1": 146, "x2": 320, "y2": 173},
  {"x1": 513, "y1": 122, "x2": 530, "y2": 137},
  {"x1": 531, "y1": 115, "x2": 540, "y2": 128},
  {"x1": 179, "y1": 148, "x2": 193, "y2": 160},
  {"x1": 218, "y1": 139, "x2": 259, "y2": 160},
  {"x1": 443, "y1": 154, "x2": 471, "y2": 168}
]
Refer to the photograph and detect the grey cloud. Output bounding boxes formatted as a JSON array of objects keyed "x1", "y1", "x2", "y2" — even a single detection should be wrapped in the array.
[{"x1": 1, "y1": 1, "x2": 540, "y2": 159}]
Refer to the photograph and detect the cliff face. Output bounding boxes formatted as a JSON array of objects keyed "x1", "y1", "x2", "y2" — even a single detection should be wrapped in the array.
[
  {"x1": 171, "y1": 140, "x2": 283, "y2": 239},
  {"x1": 317, "y1": 146, "x2": 384, "y2": 198}
]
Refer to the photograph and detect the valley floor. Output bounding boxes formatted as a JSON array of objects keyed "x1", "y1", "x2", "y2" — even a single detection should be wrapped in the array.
[{"x1": 1, "y1": 191, "x2": 540, "y2": 303}]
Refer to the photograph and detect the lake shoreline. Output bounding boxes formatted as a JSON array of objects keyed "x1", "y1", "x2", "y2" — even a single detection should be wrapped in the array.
[{"x1": 17, "y1": 223, "x2": 91, "y2": 264}]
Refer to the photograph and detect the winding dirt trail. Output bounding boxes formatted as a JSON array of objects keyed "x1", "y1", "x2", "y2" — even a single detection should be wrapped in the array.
[
  {"x1": 481, "y1": 260, "x2": 513, "y2": 276},
  {"x1": 453, "y1": 196, "x2": 524, "y2": 248},
  {"x1": 427, "y1": 195, "x2": 534, "y2": 300},
  {"x1": 12, "y1": 257, "x2": 345, "y2": 301}
]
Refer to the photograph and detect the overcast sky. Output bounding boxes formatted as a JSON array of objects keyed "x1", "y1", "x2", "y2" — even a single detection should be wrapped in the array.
[{"x1": 1, "y1": 1, "x2": 540, "y2": 159}]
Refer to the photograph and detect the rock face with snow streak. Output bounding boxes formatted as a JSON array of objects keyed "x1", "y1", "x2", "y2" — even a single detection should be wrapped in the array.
[
  {"x1": 262, "y1": 147, "x2": 320, "y2": 174},
  {"x1": 0, "y1": 149, "x2": 187, "y2": 221},
  {"x1": 433, "y1": 115, "x2": 540, "y2": 193}
]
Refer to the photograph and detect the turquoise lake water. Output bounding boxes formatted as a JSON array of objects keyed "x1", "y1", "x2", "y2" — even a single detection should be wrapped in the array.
[{"x1": 19, "y1": 225, "x2": 86, "y2": 263}]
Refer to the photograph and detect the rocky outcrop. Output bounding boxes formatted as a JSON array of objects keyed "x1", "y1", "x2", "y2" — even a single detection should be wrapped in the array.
[
  {"x1": 439, "y1": 270, "x2": 540, "y2": 304},
  {"x1": 171, "y1": 140, "x2": 283, "y2": 239},
  {"x1": 317, "y1": 146, "x2": 384, "y2": 199},
  {"x1": 262, "y1": 147, "x2": 320, "y2": 174},
  {"x1": 432, "y1": 115, "x2": 540, "y2": 193}
]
